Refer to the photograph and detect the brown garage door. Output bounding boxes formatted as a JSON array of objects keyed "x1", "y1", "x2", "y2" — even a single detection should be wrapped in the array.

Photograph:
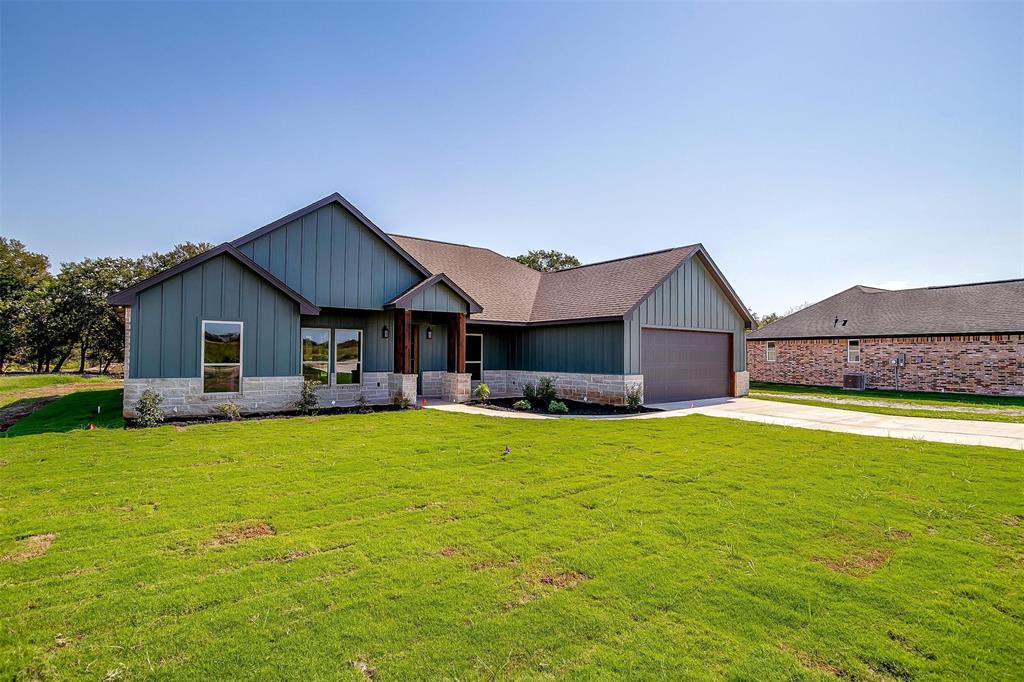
[{"x1": 641, "y1": 329, "x2": 730, "y2": 403}]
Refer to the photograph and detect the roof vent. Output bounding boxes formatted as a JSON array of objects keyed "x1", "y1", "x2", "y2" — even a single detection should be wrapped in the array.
[
  {"x1": 842, "y1": 319, "x2": 848, "y2": 326},
  {"x1": 833, "y1": 316, "x2": 839, "y2": 328}
]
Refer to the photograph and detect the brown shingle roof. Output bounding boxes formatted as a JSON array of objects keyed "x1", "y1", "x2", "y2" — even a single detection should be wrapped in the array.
[
  {"x1": 390, "y1": 236, "x2": 542, "y2": 322},
  {"x1": 748, "y1": 279, "x2": 1024, "y2": 339},
  {"x1": 390, "y1": 236, "x2": 705, "y2": 324},
  {"x1": 530, "y1": 247, "x2": 699, "y2": 322}
]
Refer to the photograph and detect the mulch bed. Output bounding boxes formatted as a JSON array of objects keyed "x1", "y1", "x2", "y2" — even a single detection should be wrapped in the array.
[{"x1": 472, "y1": 397, "x2": 659, "y2": 416}]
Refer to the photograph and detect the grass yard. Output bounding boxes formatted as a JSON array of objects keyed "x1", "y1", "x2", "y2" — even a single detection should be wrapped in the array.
[
  {"x1": 1, "y1": 411, "x2": 1021, "y2": 680},
  {"x1": 3, "y1": 388, "x2": 124, "y2": 437},
  {"x1": 0, "y1": 374, "x2": 116, "y2": 403},
  {"x1": 750, "y1": 382, "x2": 1024, "y2": 424}
]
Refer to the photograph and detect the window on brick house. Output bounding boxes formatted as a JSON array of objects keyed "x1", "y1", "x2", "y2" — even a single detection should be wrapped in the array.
[
  {"x1": 848, "y1": 339, "x2": 861, "y2": 363},
  {"x1": 766, "y1": 341, "x2": 777, "y2": 363}
]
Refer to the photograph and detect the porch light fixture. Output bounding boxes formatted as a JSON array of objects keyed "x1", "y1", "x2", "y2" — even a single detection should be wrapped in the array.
[
  {"x1": 426, "y1": 326, "x2": 433, "y2": 340},
  {"x1": 382, "y1": 325, "x2": 389, "y2": 339}
]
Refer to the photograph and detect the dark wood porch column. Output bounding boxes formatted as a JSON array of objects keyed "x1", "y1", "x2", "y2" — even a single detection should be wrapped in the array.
[
  {"x1": 448, "y1": 312, "x2": 466, "y2": 373},
  {"x1": 394, "y1": 308, "x2": 413, "y2": 374}
]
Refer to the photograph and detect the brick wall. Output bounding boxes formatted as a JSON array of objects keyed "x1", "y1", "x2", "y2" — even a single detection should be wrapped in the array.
[{"x1": 747, "y1": 335, "x2": 1024, "y2": 396}]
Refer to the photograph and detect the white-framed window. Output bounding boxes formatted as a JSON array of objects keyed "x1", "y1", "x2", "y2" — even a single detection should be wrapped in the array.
[
  {"x1": 202, "y1": 320, "x2": 243, "y2": 393},
  {"x1": 334, "y1": 329, "x2": 362, "y2": 385},
  {"x1": 766, "y1": 340, "x2": 777, "y2": 363},
  {"x1": 301, "y1": 328, "x2": 330, "y2": 384},
  {"x1": 848, "y1": 339, "x2": 861, "y2": 363},
  {"x1": 465, "y1": 333, "x2": 483, "y2": 381}
]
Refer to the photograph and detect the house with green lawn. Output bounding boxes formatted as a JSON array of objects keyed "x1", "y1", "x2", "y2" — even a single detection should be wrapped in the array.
[{"x1": 109, "y1": 193, "x2": 753, "y2": 417}]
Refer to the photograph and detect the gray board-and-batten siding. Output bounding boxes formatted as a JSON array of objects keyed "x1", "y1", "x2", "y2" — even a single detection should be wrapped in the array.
[
  {"x1": 131, "y1": 254, "x2": 301, "y2": 378},
  {"x1": 235, "y1": 202, "x2": 423, "y2": 310},
  {"x1": 624, "y1": 255, "x2": 748, "y2": 373}
]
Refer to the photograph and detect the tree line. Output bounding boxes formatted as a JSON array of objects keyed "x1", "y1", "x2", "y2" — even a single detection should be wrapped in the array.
[{"x1": 0, "y1": 238, "x2": 213, "y2": 374}]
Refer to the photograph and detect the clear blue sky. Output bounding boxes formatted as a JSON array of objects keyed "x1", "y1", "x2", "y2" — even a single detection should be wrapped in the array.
[{"x1": 2, "y1": 1, "x2": 1021, "y2": 314}]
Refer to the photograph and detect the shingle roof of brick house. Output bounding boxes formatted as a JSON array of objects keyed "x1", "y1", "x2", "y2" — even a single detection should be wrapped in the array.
[
  {"x1": 746, "y1": 279, "x2": 1024, "y2": 396},
  {"x1": 749, "y1": 279, "x2": 1024, "y2": 339}
]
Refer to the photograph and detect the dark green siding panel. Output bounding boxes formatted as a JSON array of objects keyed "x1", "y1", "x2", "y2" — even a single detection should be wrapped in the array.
[
  {"x1": 235, "y1": 202, "x2": 424, "y2": 310},
  {"x1": 414, "y1": 313, "x2": 449, "y2": 372},
  {"x1": 623, "y1": 256, "x2": 748, "y2": 374},
  {"x1": 467, "y1": 322, "x2": 624, "y2": 375},
  {"x1": 407, "y1": 281, "x2": 468, "y2": 313},
  {"x1": 130, "y1": 254, "x2": 300, "y2": 379},
  {"x1": 135, "y1": 287, "x2": 163, "y2": 377},
  {"x1": 160, "y1": 276, "x2": 182, "y2": 377}
]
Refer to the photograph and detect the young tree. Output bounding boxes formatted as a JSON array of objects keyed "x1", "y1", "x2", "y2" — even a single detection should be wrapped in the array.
[{"x1": 513, "y1": 249, "x2": 581, "y2": 272}]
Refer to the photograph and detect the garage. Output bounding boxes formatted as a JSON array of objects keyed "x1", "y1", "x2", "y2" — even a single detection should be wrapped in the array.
[{"x1": 641, "y1": 329, "x2": 731, "y2": 403}]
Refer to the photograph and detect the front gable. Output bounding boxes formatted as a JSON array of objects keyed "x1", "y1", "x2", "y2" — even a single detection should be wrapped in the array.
[{"x1": 232, "y1": 196, "x2": 428, "y2": 310}]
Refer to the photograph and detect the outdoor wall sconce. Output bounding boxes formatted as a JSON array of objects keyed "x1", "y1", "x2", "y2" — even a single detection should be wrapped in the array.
[
  {"x1": 382, "y1": 325, "x2": 389, "y2": 339},
  {"x1": 426, "y1": 326, "x2": 433, "y2": 340}
]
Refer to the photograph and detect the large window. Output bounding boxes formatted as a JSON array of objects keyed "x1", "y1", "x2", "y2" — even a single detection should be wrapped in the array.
[
  {"x1": 302, "y1": 327, "x2": 362, "y2": 385},
  {"x1": 334, "y1": 329, "x2": 362, "y2": 384},
  {"x1": 847, "y1": 339, "x2": 861, "y2": 363},
  {"x1": 766, "y1": 341, "x2": 777, "y2": 363},
  {"x1": 301, "y1": 328, "x2": 330, "y2": 384},
  {"x1": 202, "y1": 321, "x2": 242, "y2": 393},
  {"x1": 466, "y1": 333, "x2": 483, "y2": 381}
]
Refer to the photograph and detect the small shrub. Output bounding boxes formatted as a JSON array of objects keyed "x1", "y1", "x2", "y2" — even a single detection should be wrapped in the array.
[
  {"x1": 536, "y1": 376, "x2": 558, "y2": 403},
  {"x1": 625, "y1": 385, "x2": 643, "y2": 412},
  {"x1": 547, "y1": 400, "x2": 568, "y2": 414},
  {"x1": 511, "y1": 399, "x2": 532, "y2": 411},
  {"x1": 295, "y1": 379, "x2": 320, "y2": 414},
  {"x1": 522, "y1": 382, "x2": 537, "y2": 403},
  {"x1": 215, "y1": 401, "x2": 242, "y2": 420},
  {"x1": 473, "y1": 382, "x2": 491, "y2": 402},
  {"x1": 391, "y1": 391, "x2": 411, "y2": 409},
  {"x1": 135, "y1": 389, "x2": 164, "y2": 427},
  {"x1": 355, "y1": 394, "x2": 372, "y2": 414}
]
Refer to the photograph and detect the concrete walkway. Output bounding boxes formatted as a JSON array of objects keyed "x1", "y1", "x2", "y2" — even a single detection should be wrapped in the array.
[{"x1": 422, "y1": 397, "x2": 1024, "y2": 450}]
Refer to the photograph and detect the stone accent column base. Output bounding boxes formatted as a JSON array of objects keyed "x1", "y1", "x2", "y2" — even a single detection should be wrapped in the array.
[
  {"x1": 420, "y1": 370, "x2": 445, "y2": 398},
  {"x1": 733, "y1": 371, "x2": 750, "y2": 397},
  {"x1": 442, "y1": 373, "x2": 472, "y2": 403},
  {"x1": 389, "y1": 373, "x2": 418, "y2": 405}
]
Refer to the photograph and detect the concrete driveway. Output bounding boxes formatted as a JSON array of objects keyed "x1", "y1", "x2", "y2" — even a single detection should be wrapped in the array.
[
  {"x1": 426, "y1": 397, "x2": 1024, "y2": 450},
  {"x1": 646, "y1": 397, "x2": 1024, "y2": 450}
]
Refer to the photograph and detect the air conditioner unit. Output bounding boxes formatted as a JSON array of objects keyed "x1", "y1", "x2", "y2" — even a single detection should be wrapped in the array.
[{"x1": 843, "y1": 373, "x2": 866, "y2": 390}]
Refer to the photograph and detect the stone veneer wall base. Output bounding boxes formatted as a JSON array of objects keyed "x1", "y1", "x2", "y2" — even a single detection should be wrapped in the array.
[
  {"x1": 124, "y1": 372, "x2": 413, "y2": 418},
  {"x1": 481, "y1": 370, "x2": 643, "y2": 406}
]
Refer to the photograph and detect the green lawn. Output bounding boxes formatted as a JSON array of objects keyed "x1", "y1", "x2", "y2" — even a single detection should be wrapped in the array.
[
  {"x1": 1, "y1": 411, "x2": 1021, "y2": 679},
  {"x1": 4, "y1": 388, "x2": 124, "y2": 437},
  {"x1": 0, "y1": 374, "x2": 115, "y2": 396},
  {"x1": 750, "y1": 382, "x2": 1024, "y2": 424},
  {"x1": 750, "y1": 382, "x2": 1024, "y2": 409},
  {"x1": 0, "y1": 374, "x2": 120, "y2": 410}
]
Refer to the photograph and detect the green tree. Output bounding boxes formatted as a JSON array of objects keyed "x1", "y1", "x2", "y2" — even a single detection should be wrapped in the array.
[
  {"x1": 138, "y1": 242, "x2": 214, "y2": 276},
  {"x1": 513, "y1": 249, "x2": 581, "y2": 272},
  {"x1": 0, "y1": 238, "x2": 51, "y2": 371}
]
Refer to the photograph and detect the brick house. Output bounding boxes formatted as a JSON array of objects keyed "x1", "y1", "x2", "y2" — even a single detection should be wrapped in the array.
[{"x1": 747, "y1": 280, "x2": 1024, "y2": 396}]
